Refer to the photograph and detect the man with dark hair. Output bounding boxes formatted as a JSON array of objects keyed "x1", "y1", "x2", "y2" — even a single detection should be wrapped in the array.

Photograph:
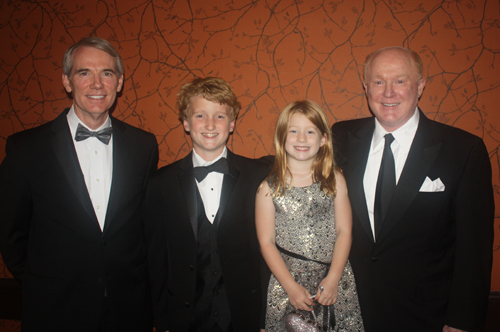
[
  {"x1": 331, "y1": 46, "x2": 494, "y2": 332},
  {"x1": 0, "y1": 37, "x2": 158, "y2": 331}
]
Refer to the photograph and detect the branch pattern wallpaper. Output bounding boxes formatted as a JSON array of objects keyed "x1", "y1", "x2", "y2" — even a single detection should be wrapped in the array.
[{"x1": 1, "y1": 0, "x2": 499, "y2": 329}]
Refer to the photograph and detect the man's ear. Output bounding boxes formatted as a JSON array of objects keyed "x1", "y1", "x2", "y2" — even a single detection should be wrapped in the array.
[
  {"x1": 417, "y1": 78, "x2": 426, "y2": 98},
  {"x1": 62, "y1": 74, "x2": 72, "y2": 93},
  {"x1": 117, "y1": 75, "x2": 124, "y2": 93}
]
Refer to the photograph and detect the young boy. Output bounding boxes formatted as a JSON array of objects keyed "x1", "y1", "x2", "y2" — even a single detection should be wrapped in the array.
[{"x1": 145, "y1": 77, "x2": 270, "y2": 332}]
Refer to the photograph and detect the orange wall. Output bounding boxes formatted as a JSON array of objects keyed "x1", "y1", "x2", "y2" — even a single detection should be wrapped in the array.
[{"x1": 1, "y1": 0, "x2": 499, "y2": 294}]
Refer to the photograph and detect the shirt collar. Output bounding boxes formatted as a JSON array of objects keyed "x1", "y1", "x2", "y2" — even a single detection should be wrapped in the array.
[
  {"x1": 372, "y1": 107, "x2": 419, "y2": 153},
  {"x1": 67, "y1": 106, "x2": 112, "y2": 137},
  {"x1": 192, "y1": 146, "x2": 228, "y2": 167}
]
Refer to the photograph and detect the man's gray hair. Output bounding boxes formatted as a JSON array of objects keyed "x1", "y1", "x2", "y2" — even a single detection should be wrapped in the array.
[{"x1": 62, "y1": 37, "x2": 124, "y2": 78}]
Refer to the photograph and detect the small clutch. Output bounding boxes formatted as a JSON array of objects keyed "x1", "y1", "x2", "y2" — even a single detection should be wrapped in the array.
[{"x1": 285, "y1": 310, "x2": 322, "y2": 332}]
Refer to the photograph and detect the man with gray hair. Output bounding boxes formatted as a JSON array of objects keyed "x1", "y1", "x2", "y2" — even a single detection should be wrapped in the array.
[
  {"x1": 332, "y1": 46, "x2": 494, "y2": 332},
  {"x1": 0, "y1": 37, "x2": 158, "y2": 331}
]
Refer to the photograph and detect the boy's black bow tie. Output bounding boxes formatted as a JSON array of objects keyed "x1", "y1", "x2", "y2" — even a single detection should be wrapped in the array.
[{"x1": 193, "y1": 158, "x2": 229, "y2": 182}]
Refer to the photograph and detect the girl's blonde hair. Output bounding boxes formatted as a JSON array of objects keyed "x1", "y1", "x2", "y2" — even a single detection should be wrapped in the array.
[{"x1": 266, "y1": 100, "x2": 337, "y2": 197}]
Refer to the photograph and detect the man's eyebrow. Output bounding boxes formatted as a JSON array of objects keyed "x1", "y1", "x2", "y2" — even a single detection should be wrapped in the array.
[
  {"x1": 74, "y1": 68, "x2": 116, "y2": 73},
  {"x1": 371, "y1": 74, "x2": 407, "y2": 79}
]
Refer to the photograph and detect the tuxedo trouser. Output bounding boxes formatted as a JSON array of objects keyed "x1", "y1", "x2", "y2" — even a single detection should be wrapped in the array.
[{"x1": 99, "y1": 296, "x2": 116, "y2": 332}]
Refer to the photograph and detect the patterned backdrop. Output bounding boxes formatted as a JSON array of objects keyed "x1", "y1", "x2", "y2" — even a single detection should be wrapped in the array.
[{"x1": 1, "y1": 0, "x2": 499, "y2": 329}]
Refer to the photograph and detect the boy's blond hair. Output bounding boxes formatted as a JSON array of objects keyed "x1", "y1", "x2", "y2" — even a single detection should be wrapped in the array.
[{"x1": 177, "y1": 77, "x2": 241, "y2": 121}]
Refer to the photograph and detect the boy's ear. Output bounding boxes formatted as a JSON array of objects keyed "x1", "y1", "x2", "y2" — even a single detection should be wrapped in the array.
[
  {"x1": 183, "y1": 119, "x2": 191, "y2": 132},
  {"x1": 229, "y1": 119, "x2": 235, "y2": 133}
]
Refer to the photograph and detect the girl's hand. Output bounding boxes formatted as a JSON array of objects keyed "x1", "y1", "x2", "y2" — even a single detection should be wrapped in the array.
[
  {"x1": 315, "y1": 278, "x2": 339, "y2": 306},
  {"x1": 286, "y1": 282, "x2": 315, "y2": 311}
]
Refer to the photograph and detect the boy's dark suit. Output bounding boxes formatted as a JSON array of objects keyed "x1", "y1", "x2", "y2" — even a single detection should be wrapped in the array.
[
  {"x1": 145, "y1": 150, "x2": 269, "y2": 332},
  {"x1": 0, "y1": 109, "x2": 158, "y2": 331},
  {"x1": 331, "y1": 110, "x2": 494, "y2": 332}
]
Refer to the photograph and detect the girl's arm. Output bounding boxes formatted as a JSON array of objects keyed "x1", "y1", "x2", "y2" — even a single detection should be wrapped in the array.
[
  {"x1": 316, "y1": 170, "x2": 353, "y2": 306},
  {"x1": 256, "y1": 181, "x2": 314, "y2": 311}
]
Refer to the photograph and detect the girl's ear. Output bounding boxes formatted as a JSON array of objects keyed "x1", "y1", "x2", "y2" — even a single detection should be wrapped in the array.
[{"x1": 320, "y1": 133, "x2": 327, "y2": 147}]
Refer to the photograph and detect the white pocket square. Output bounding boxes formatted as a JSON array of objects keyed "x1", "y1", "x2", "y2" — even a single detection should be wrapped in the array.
[{"x1": 419, "y1": 177, "x2": 445, "y2": 192}]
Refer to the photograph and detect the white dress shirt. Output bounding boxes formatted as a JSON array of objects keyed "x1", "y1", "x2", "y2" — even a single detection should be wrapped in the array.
[
  {"x1": 192, "y1": 147, "x2": 227, "y2": 223},
  {"x1": 363, "y1": 108, "x2": 419, "y2": 239},
  {"x1": 67, "y1": 107, "x2": 113, "y2": 231}
]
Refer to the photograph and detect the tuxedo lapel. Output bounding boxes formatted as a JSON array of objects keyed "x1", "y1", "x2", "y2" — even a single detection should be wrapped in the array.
[
  {"x1": 177, "y1": 153, "x2": 199, "y2": 239},
  {"x1": 50, "y1": 111, "x2": 99, "y2": 228},
  {"x1": 103, "y1": 118, "x2": 130, "y2": 233},
  {"x1": 213, "y1": 152, "x2": 240, "y2": 228},
  {"x1": 347, "y1": 119, "x2": 376, "y2": 243},
  {"x1": 376, "y1": 112, "x2": 442, "y2": 243}
]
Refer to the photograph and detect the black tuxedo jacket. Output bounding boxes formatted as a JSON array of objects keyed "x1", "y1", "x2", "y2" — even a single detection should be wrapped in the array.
[
  {"x1": 331, "y1": 110, "x2": 494, "y2": 332},
  {"x1": 144, "y1": 150, "x2": 270, "y2": 332},
  {"x1": 0, "y1": 109, "x2": 158, "y2": 331}
]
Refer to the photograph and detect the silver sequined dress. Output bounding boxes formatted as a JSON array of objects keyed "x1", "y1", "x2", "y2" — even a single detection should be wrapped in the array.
[{"x1": 265, "y1": 182, "x2": 364, "y2": 331}]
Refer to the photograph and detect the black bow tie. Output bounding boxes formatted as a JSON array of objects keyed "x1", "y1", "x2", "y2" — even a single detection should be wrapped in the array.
[
  {"x1": 75, "y1": 123, "x2": 113, "y2": 145},
  {"x1": 193, "y1": 158, "x2": 229, "y2": 182}
]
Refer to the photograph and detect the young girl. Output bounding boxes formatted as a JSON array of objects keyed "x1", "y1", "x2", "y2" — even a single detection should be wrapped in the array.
[{"x1": 256, "y1": 101, "x2": 364, "y2": 331}]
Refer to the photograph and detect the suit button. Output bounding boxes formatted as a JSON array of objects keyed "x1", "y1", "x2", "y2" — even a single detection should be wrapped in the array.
[
  {"x1": 101, "y1": 240, "x2": 107, "y2": 246},
  {"x1": 370, "y1": 256, "x2": 378, "y2": 262},
  {"x1": 189, "y1": 265, "x2": 194, "y2": 271},
  {"x1": 213, "y1": 250, "x2": 218, "y2": 255},
  {"x1": 213, "y1": 311, "x2": 219, "y2": 316},
  {"x1": 213, "y1": 271, "x2": 218, "y2": 276},
  {"x1": 211, "y1": 231, "x2": 216, "y2": 235},
  {"x1": 185, "y1": 302, "x2": 191, "y2": 308}
]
